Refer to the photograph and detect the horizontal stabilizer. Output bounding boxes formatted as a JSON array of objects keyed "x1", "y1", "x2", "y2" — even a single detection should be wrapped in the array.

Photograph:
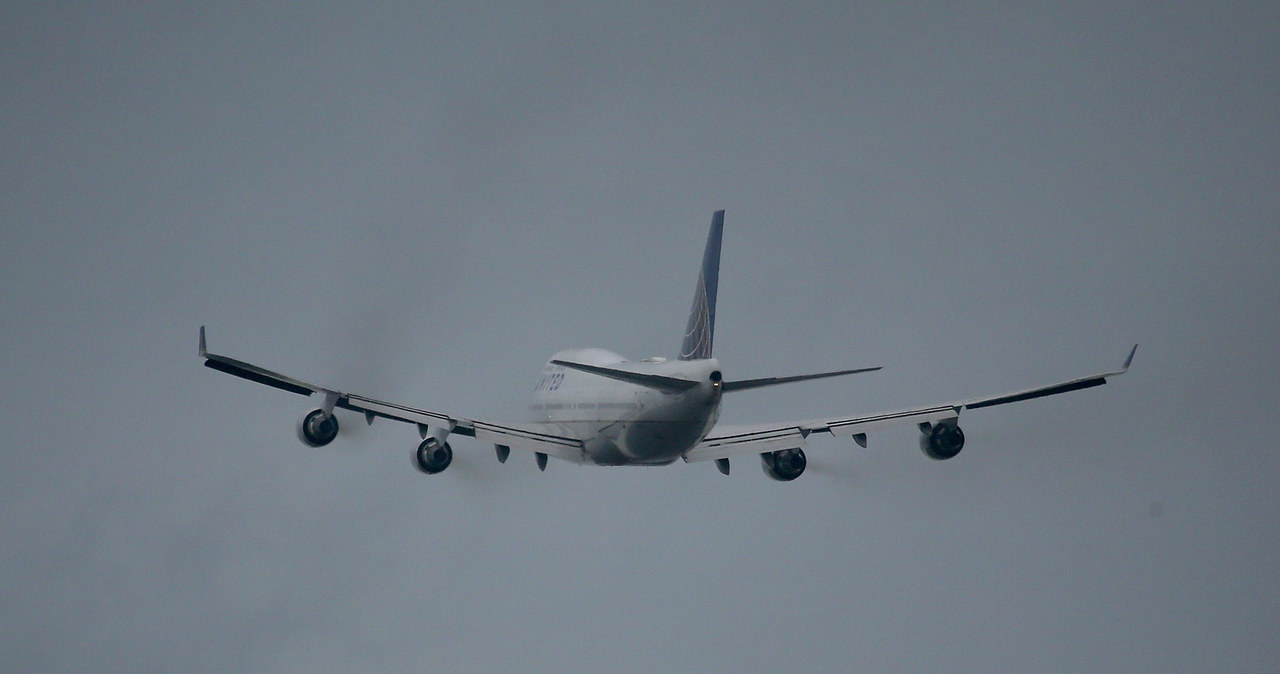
[
  {"x1": 550, "y1": 359, "x2": 701, "y2": 391},
  {"x1": 722, "y1": 366, "x2": 881, "y2": 392}
]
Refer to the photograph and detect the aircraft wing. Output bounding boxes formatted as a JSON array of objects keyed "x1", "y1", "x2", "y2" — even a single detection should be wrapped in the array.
[
  {"x1": 684, "y1": 345, "x2": 1137, "y2": 463},
  {"x1": 198, "y1": 327, "x2": 586, "y2": 462}
]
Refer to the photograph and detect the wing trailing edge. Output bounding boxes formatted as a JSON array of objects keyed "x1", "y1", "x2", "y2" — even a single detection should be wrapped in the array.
[{"x1": 960, "y1": 344, "x2": 1138, "y2": 410}]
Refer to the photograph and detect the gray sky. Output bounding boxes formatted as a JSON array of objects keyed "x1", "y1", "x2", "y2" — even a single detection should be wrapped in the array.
[{"x1": 3, "y1": 2, "x2": 1278, "y2": 671}]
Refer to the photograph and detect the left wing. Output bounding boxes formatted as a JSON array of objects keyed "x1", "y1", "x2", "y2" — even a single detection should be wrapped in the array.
[
  {"x1": 684, "y1": 345, "x2": 1138, "y2": 462},
  {"x1": 199, "y1": 327, "x2": 585, "y2": 462}
]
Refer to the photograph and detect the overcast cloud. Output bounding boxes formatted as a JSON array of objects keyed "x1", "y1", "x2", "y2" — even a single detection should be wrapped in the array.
[{"x1": 3, "y1": 2, "x2": 1278, "y2": 671}]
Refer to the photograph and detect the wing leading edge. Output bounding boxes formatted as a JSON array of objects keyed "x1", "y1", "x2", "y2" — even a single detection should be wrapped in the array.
[
  {"x1": 199, "y1": 327, "x2": 585, "y2": 462},
  {"x1": 684, "y1": 345, "x2": 1138, "y2": 463}
]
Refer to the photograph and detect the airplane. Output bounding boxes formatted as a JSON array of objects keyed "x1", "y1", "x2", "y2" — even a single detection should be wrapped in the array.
[{"x1": 199, "y1": 210, "x2": 1136, "y2": 480}]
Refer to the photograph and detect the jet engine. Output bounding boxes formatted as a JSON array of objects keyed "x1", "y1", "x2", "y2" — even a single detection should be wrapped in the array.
[
  {"x1": 760, "y1": 448, "x2": 807, "y2": 481},
  {"x1": 297, "y1": 409, "x2": 339, "y2": 447},
  {"x1": 414, "y1": 437, "x2": 453, "y2": 474},
  {"x1": 919, "y1": 421, "x2": 965, "y2": 460}
]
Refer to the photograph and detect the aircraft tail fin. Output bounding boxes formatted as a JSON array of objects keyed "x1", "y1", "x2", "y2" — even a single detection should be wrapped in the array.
[{"x1": 679, "y1": 210, "x2": 724, "y2": 361}]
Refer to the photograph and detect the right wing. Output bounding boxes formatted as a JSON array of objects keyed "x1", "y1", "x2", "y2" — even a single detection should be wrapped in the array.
[
  {"x1": 685, "y1": 345, "x2": 1138, "y2": 462},
  {"x1": 198, "y1": 327, "x2": 586, "y2": 462}
]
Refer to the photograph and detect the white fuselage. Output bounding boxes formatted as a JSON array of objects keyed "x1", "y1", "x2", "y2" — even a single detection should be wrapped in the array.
[{"x1": 528, "y1": 349, "x2": 723, "y2": 465}]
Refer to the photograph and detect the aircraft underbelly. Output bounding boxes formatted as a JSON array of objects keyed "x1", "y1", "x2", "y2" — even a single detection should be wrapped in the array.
[
  {"x1": 563, "y1": 418, "x2": 704, "y2": 466},
  {"x1": 620, "y1": 419, "x2": 703, "y2": 463}
]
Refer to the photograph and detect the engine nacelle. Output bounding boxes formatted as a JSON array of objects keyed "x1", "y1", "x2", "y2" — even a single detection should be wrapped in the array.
[
  {"x1": 919, "y1": 421, "x2": 965, "y2": 460},
  {"x1": 414, "y1": 437, "x2": 453, "y2": 475},
  {"x1": 760, "y1": 448, "x2": 807, "y2": 481},
  {"x1": 297, "y1": 409, "x2": 339, "y2": 447}
]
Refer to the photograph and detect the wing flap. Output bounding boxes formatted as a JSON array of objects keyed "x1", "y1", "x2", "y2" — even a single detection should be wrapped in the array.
[
  {"x1": 473, "y1": 423, "x2": 586, "y2": 463},
  {"x1": 342, "y1": 393, "x2": 585, "y2": 460},
  {"x1": 815, "y1": 405, "x2": 960, "y2": 438},
  {"x1": 341, "y1": 393, "x2": 452, "y2": 427},
  {"x1": 683, "y1": 425, "x2": 807, "y2": 462}
]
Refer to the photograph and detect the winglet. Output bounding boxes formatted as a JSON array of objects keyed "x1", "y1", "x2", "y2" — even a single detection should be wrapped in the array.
[
  {"x1": 1122, "y1": 344, "x2": 1138, "y2": 371},
  {"x1": 199, "y1": 325, "x2": 208, "y2": 357}
]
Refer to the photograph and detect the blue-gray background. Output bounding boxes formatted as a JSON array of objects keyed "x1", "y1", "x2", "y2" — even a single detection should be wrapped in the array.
[{"x1": 3, "y1": 3, "x2": 1278, "y2": 671}]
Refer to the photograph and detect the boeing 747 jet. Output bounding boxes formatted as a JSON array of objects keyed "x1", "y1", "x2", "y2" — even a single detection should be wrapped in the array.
[{"x1": 200, "y1": 211, "x2": 1135, "y2": 480}]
